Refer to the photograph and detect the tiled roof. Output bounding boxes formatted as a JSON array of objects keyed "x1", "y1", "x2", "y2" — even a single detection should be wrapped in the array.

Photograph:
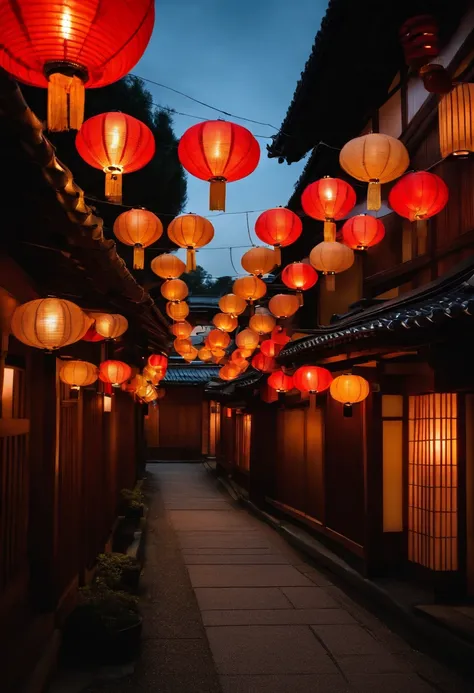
[
  {"x1": 205, "y1": 368, "x2": 264, "y2": 395},
  {"x1": 164, "y1": 366, "x2": 220, "y2": 385}
]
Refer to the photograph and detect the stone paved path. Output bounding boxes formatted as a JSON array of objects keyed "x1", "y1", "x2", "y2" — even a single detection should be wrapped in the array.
[{"x1": 85, "y1": 462, "x2": 472, "y2": 693}]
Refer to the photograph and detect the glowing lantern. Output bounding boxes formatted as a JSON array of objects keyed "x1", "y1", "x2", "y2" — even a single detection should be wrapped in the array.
[
  {"x1": 260, "y1": 339, "x2": 281, "y2": 358},
  {"x1": 113, "y1": 209, "x2": 163, "y2": 270},
  {"x1": 388, "y1": 172, "x2": 449, "y2": 221},
  {"x1": 342, "y1": 215, "x2": 385, "y2": 250},
  {"x1": 99, "y1": 360, "x2": 132, "y2": 387},
  {"x1": 330, "y1": 374, "x2": 370, "y2": 417},
  {"x1": 0, "y1": 0, "x2": 154, "y2": 132},
  {"x1": 268, "y1": 371, "x2": 294, "y2": 393},
  {"x1": 142, "y1": 387, "x2": 159, "y2": 404},
  {"x1": 272, "y1": 326, "x2": 291, "y2": 346},
  {"x1": 219, "y1": 363, "x2": 242, "y2": 381},
  {"x1": 213, "y1": 313, "x2": 238, "y2": 332},
  {"x1": 208, "y1": 329, "x2": 231, "y2": 350},
  {"x1": 309, "y1": 242, "x2": 354, "y2": 292},
  {"x1": 143, "y1": 365, "x2": 162, "y2": 386},
  {"x1": 126, "y1": 374, "x2": 146, "y2": 395},
  {"x1": 174, "y1": 338, "x2": 194, "y2": 357},
  {"x1": 167, "y1": 214, "x2": 214, "y2": 272},
  {"x1": 251, "y1": 353, "x2": 277, "y2": 373},
  {"x1": 249, "y1": 311, "x2": 276, "y2": 335},
  {"x1": 198, "y1": 347, "x2": 213, "y2": 362},
  {"x1": 294, "y1": 366, "x2": 333, "y2": 396},
  {"x1": 94, "y1": 313, "x2": 128, "y2": 340},
  {"x1": 219, "y1": 294, "x2": 247, "y2": 317},
  {"x1": 255, "y1": 208, "x2": 302, "y2": 264},
  {"x1": 82, "y1": 325, "x2": 105, "y2": 342},
  {"x1": 235, "y1": 328, "x2": 259, "y2": 352},
  {"x1": 178, "y1": 120, "x2": 260, "y2": 211},
  {"x1": 301, "y1": 177, "x2": 356, "y2": 241},
  {"x1": 339, "y1": 133, "x2": 409, "y2": 211},
  {"x1": 59, "y1": 360, "x2": 98, "y2": 389},
  {"x1": 211, "y1": 349, "x2": 227, "y2": 364},
  {"x1": 166, "y1": 301, "x2": 189, "y2": 321},
  {"x1": 151, "y1": 253, "x2": 186, "y2": 279},
  {"x1": 439, "y1": 84, "x2": 474, "y2": 157},
  {"x1": 231, "y1": 350, "x2": 252, "y2": 368},
  {"x1": 399, "y1": 14, "x2": 440, "y2": 70},
  {"x1": 171, "y1": 321, "x2": 193, "y2": 339},
  {"x1": 148, "y1": 354, "x2": 168, "y2": 371},
  {"x1": 281, "y1": 263, "x2": 318, "y2": 305},
  {"x1": 233, "y1": 276, "x2": 267, "y2": 305},
  {"x1": 268, "y1": 294, "x2": 300, "y2": 319},
  {"x1": 237, "y1": 359, "x2": 250, "y2": 373},
  {"x1": 11, "y1": 298, "x2": 91, "y2": 350},
  {"x1": 161, "y1": 279, "x2": 188, "y2": 303},
  {"x1": 182, "y1": 347, "x2": 199, "y2": 363},
  {"x1": 241, "y1": 247, "x2": 276, "y2": 277},
  {"x1": 76, "y1": 113, "x2": 155, "y2": 203}
]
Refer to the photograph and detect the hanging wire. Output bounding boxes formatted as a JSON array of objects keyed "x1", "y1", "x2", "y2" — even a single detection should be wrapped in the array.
[
  {"x1": 245, "y1": 212, "x2": 256, "y2": 246},
  {"x1": 229, "y1": 248, "x2": 241, "y2": 276}
]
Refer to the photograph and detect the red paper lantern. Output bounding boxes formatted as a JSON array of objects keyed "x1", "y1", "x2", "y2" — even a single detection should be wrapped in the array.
[
  {"x1": 260, "y1": 340, "x2": 281, "y2": 358},
  {"x1": 76, "y1": 113, "x2": 155, "y2": 203},
  {"x1": 251, "y1": 353, "x2": 278, "y2": 373},
  {"x1": 82, "y1": 325, "x2": 105, "y2": 342},
  {"x1": 293, "y1": 366, "x2": 333, "y2": 394},
  {"x1": 178, "y1": 121, "x2": 260, "y2": 211},
  {"x1": 281, "y1": 263, "x2": 318, "y2": 305},
  {"x1": 399, "y1": 15, "x2": 440, "y2": 70},
  {"x1": 255, "y1": 208, "x2": 302, "y2": 265},
  {"x1": 268, "y1": 371, "x2": 294, "y2": 393},
  {"x1": 99, "y1": 360, "x2": 132, "y2": 387},
  {"x1": 271, "y1": 326, "x2": 291, "y2": 346},
  {"x1": 342, "y1": 215, "x2": 385, "y2": 250},
  {"x1": 388, "y1": 172, "x2": 449, "y2": 221},
  {"x1": 0, "y1": 0, "x2": 154, "y2": 132},
  {"x1": 148, "y1": 354, "x2": 168, "y2": 371},
  {"x1": 301, "y1": 177, "x2": 356, "y2": 241}
]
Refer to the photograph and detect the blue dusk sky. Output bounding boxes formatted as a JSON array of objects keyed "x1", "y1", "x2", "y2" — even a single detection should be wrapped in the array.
[{"x1": 134, "y1": 0, "x2": 328, "y2": 278}]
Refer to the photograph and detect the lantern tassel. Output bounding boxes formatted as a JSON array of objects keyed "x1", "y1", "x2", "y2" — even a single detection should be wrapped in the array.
[
  {"x1": 326, "y1": 274, "x2": 336, "y2": 292},
  {"x1": 209, "y1": 178, "x2": 226, "y2": 211},
  {"x1": 47, "y1": 73, "x2": 85, "y2": 132},
  {"x1": 133, "y1": 245, "x2": 145, "y2": 270},
  {"x1": 343, "y1": 403, "x2": 353, "y2": 418},
  {"x1": 309, "y1": 392, "x2": 316, "y2": 412},
  {"x1": 105, "y1": 172, "x2": 123, "y2": 204},
  {"x1": 274, "y1": 246, "x2": 282, "y2": 265},
  {"x1": 297, "y1": 291, "x2": 304, "y2": 306},
  {"x1": 367, "y1": 181, "x2": 381, "y2": 211},
  {"x1": 323, "y1": 220, "x2": 336, "y2": 242},
  {"x1": 416, "y1": 219, "x2": 428, "y2": 255},
  {"x1": 186, "y1": 248, "x2": 197, "y2": 272}
]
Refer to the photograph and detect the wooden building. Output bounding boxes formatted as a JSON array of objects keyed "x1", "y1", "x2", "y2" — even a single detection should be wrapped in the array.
[
  {"x1": 0, "y1": 69, "x2": 170, "y2": 691},
  {"x1": 207, "y1": 0, "x2": 474, "y2": 600}
]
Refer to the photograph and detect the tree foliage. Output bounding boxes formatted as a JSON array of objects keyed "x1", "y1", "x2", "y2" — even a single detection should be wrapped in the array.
[{"x1": 184, "y1": 267, "x2": 233, "y2": 296}]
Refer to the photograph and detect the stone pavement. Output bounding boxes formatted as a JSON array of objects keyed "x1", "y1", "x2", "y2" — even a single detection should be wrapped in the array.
[{"x1": 84, "y1": 462, "x2": 472, "y2": 693}]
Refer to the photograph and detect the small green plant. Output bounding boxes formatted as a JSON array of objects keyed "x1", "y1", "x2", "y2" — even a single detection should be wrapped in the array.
[
  {"x1": 120, "y1": 487, "x2": 145, "y2": 511},
  {"x1": 96, "y1": 553, "x2": 141, "y2": 590},
  {"x1": 79, "y1": 581, "x2": 139, "y2": 631}
]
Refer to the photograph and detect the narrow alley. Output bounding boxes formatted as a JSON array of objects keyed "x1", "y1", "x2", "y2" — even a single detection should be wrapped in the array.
[{"x1": 81, "y1": 463, "x2": 473, "y2": 693}]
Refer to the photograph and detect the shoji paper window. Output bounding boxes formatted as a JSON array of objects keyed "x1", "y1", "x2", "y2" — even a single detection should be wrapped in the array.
[
  {"x1": 408, "y1": 394, "x2": 458, "y2": 571},
  {"x1": 382, "y1": 395, "x2": 404, "y2": 532}
]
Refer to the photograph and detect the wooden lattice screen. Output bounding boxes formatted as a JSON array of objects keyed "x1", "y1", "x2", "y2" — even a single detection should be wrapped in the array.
[{"x1": 408, "y1": 393, "x2": 458, "y2": 571}]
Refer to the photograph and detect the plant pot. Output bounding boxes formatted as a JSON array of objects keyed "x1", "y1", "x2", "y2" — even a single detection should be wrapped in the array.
[
  {"x1": 100, "y1": 618, "x2": 143, "y2": 663},
  {"x1": 124, "y1": 505, "x2": 144, "y2": 521}
]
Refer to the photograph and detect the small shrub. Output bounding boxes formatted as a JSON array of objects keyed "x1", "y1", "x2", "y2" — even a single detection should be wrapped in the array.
[
  {"x1": 96, "y1": 553, "x2": 141, "y2": 590},
  {"x1": 79, "y1": 581, "x2": 140, "y2": 631},
  {"x1": 120, "y1": 487, "x2": 145, "y2": 512}
]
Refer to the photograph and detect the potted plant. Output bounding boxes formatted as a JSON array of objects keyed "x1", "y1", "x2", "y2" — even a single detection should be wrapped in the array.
[
  {"x1": 119, "y1": 487, "x2": 145, "y2": 521},
  {"x1": 63, "y1": 581, "x2": 142, "y2": 664},
  {"x1": 96, "y1": 552, "x2": 141, "y2": 592}
]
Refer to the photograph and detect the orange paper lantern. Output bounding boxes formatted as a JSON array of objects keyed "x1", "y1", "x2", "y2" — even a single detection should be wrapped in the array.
[
  {"x1": 99, "y1": 360, "x2": 132, "y2": 386},
  {"x1": 166, "y1": 301, "x2": 189, "y2": 321},
  {"x1": 231, "y1": 349, "x2": 252, "y2": 368},
  {"x1": 82, "y1": 324, "x2": 105, "y2": 342},
  {"x1": 219, "y1": 294, "x2": 247, "y2": 317},
  {"x1": 294, "y1": 366, "x2": 333, "y2": 394},
  {"x1": 198, "y1": 347, "x2": 213, "y2": 362},
  {"x1": 143, "y1": 365, "x2": 162, "y2": 386},
  {"x1": 255, "y1": 208, "x2": 302, "y2": 264},
  {"x1": 94, "y1": 313, "x2": 128, "y2": 340},
  {"x1": 301, "y1": 177, "x2": 356, "y2": 241},
  {"x1": 235, "y1": 328, "x2": 259, "y2": 352},
  {"x1": 11, "y1": 298, "x2": 91, "y2": 350},
  {"x1": 161, "y1": 279, "x2": 189, "y2": 302},
  {"x1": 339, "y1": 133, "x2": 409, "y2": 211},
  {"x1": 211, "y1": 349, "x2": 227, "y2": 364},
  {"x1": 0, "y1": 0, "x2": 154, "y2": 132},
  {"x1": 178, "y1": 120, "x2": 260, "y2": 211},
  {"x1": 330, "y1": 374, "x2": 370, "y2": 417},
  {"x1": 167, "y1": 214, "x2": 214, "y2": 272},
  {"x1": 113, "y1": 208, "x2": 163, "y2": 269},
  {"x1": 272, "y1": 326, "x2": 291, "y2": 346},
  {"x1": 251, "y1": 353, "x2": 277, "y2": 373},
  {"x1": 268, "y1": 371, "x2": 294, "y2": 393},
  {"x1": 151, "y1": 253, "x2": 186, "y2": 279},
  {"x1": 59, "y1": 360, "x2": 98, "y2": 389},
  {"x1": 219, "y1": 363, "x2": 242, "y2": 381},
  {"x1": 182, "y1": 347, "x2": 199, "y2": 363},
  {"x1": 268, "y1": 294, "x2": 300, "y2": 319},
  {"x1": 208, "y1": 329, "x2": 231, "y2": 350},
  {"x1": 171, "y1": 321, "x2": 193, "y2": 339},
  {"x1": 309, "y1": 242, "x2": 354, "y2": 292},
  {"x1": 241, "y1": 247, "x2": 276, "y2": 277},
  {"x1": 342, "y1": 215, "x2": 385, "y2": 250},
  {"x1": 249, "y1": 311, "x2": 276, "y2": 335},
  {"x1": 281, "y1": 263, "x2": 318, "y2": 305},
  {"x1": 213, "y1": 313, "x2": 238, "y2": 333},
  {"x1": 233, "y1": 276, "x2": 267, "y2": 304},
  {"x1": 174, "y1": 338, "x2": 194, "y2": 357}
]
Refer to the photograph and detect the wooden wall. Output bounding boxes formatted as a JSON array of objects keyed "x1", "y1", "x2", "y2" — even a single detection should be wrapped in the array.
[{"x1": 147, "y1": 386, "x2": 204, "y2": 460}]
